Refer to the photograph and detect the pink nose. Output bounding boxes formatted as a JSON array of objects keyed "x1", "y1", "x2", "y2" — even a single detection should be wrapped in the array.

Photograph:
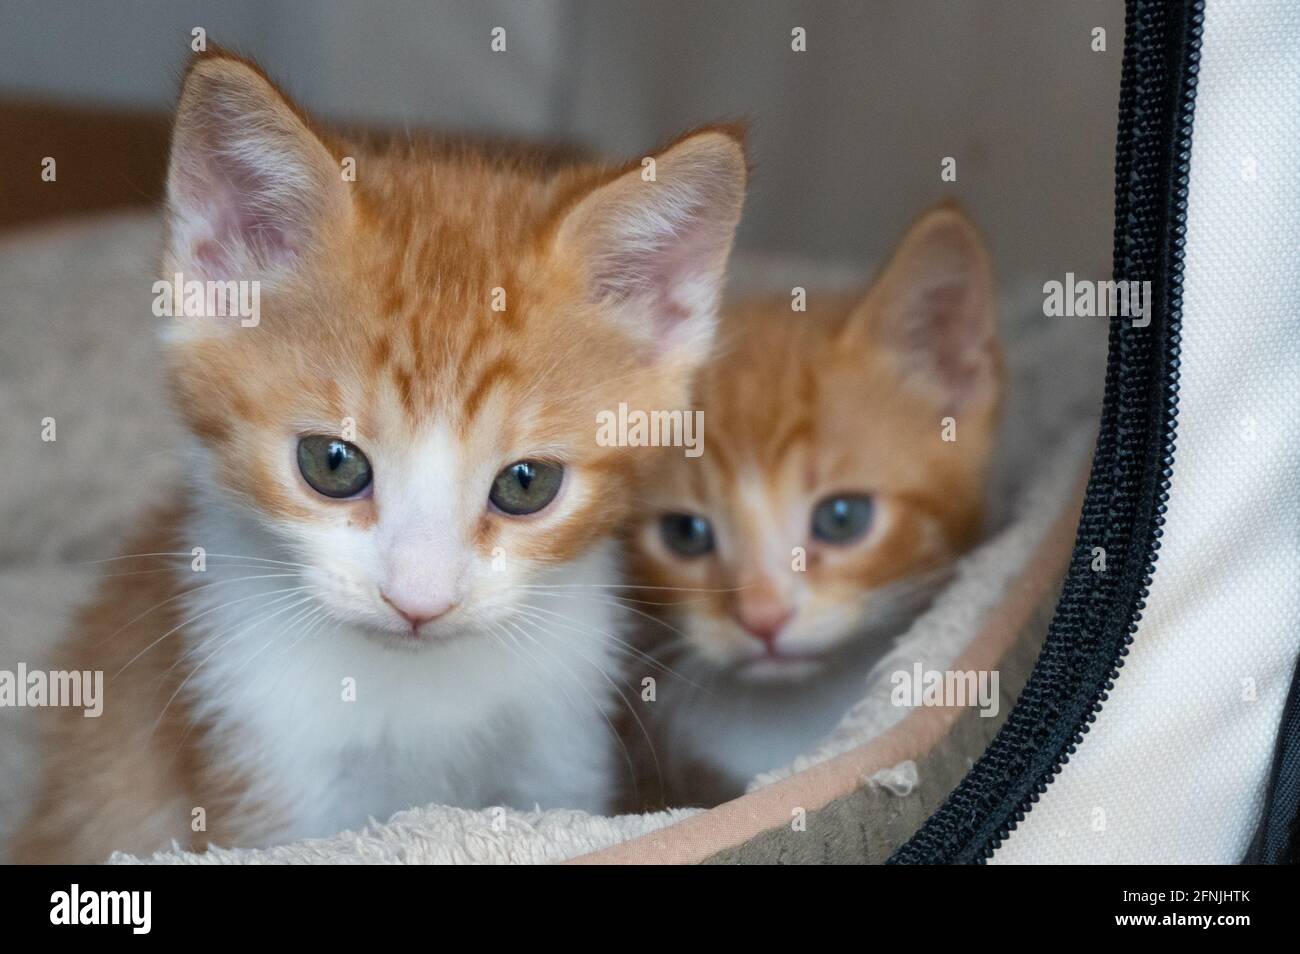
[
  {"x1": 734, "y1": 604, "x2": 794, "y2": 646},
  {"x1": 380, "y1": 590, "x2": 454, "y2": 630}
]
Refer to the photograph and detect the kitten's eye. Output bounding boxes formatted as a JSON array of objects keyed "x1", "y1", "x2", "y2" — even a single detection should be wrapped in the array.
[
  {"x1": 489, "y1": 460, "x2": 564, "y2": 516},
  {"x1": 811, "y1": 494, "x2": 874, "y2": 544},
  {"x1": 660, "y1": 513, "x2": 715, "y2": 558},
  {"x1": 297, "y1": 436, "x2": 372, "y2": 499}
]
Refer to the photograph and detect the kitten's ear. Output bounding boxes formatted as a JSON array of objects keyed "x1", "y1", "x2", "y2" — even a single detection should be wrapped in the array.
[
  {"x1": 553, "y1": 128, "x2": 747, "y2": 359},
  {"x1": 851, "y1": 204, "x2": 999, "y2": 411},
  {"x1": 164, "y1": 53, "x2": 349, "y2": 284}
]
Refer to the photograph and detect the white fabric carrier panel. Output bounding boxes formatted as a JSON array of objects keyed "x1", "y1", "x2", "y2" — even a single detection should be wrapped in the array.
[{"x1": 995, "y1": 0, "x2": 1300, "y2": 864}]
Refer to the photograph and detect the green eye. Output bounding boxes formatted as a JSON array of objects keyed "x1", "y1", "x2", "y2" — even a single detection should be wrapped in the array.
[
  {"x1": 811, "y1": 494, "x2": 874, "y2": 544},
  {"x1": 660, "y1": 513, "x2": 714, "y2": 558},
  {"x1": 489, "y1": 460, "x2": 564, "y2": 516},
  {"x1": 297, "y1": 436, "x2": 372, "y2": 499}
]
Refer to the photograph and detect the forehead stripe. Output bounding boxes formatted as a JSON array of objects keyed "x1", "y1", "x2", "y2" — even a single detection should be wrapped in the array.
[{"x1": 461, "y1": 355, "x2": 518, "y2": 426}]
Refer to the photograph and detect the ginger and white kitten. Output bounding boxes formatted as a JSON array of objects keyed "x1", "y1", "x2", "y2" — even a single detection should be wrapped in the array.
[
  {"x1": 13, "y1": 52, "x2": 746, "y2": 862},
  {"x1": 628, "y1": 206, "x2": 1001, "y2": 807}
]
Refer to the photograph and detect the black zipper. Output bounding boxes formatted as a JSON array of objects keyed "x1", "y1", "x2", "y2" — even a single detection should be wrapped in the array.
[{"x1": 889, "y1": 0, "x2": 1205, "y2": 864}]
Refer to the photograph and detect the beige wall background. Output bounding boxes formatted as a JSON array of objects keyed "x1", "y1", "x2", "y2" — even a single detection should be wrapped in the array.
[{"x1": 0, "y1": 0, "x2": 1124, "y2": 284}]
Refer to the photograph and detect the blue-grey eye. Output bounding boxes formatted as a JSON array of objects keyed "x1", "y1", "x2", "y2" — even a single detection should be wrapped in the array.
[
  {"x1": 489, "y1": 460, "x2": 564, "y2": 516},
  {"x1": 811, "y1": 494, "x2": 873, "y2": 544},
  {"x1": 297, "y1": 436, "x2": 372, "y2": 499},
  {"x1": 660, "y1": 513, "x2": 714, "y2": 558}
]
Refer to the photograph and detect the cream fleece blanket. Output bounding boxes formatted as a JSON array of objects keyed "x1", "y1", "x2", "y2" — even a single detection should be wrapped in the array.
[{"x1": 0, "y1": 213, "x2": 1104, "y2": 864}]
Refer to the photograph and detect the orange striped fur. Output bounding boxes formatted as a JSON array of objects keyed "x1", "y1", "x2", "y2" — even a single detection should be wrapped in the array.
[
  {"x1": 13, "y1": 51, "x2": 747, "y2": 860},
  {"x1": 625, "y1": 206, "x2": 1002, "y2": 805}
]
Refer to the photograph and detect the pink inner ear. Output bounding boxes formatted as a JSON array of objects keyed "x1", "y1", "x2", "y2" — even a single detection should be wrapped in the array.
[
  {"x1": 560, "y1": 132, "x2": 745, "y2": 354},
  {"x1": 588, "y1": 203, "x2": 728, "y2": 350},
  {"x1": 184, "y1": 159, "x2": 296, "y2": 279},
  {"x1": 900, "y1": 275, "x2": 993, "y2": 407},
  {"x1": 191, "y1": 237, "x2": 230, "y2": 277},
  {"x1": 173, "y1": 102, "x2": 312, "y2": 281}
]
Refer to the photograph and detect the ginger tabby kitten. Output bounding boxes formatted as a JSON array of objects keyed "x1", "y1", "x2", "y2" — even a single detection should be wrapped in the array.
[
  {"x1": 628, "y1": 206, "x2": 1002, "y2": 806},
  {"x1": 13, "y1": 52, "x2": 747, "y2": 861}
]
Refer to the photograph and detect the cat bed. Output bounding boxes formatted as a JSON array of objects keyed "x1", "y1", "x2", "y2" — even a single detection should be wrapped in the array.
[
  {"x1": 0, "y1": 209, "x2": 1102, "y2": 863},
  {"x1": 7, "y1": 0, "x2": 1293, "y2": 865}
]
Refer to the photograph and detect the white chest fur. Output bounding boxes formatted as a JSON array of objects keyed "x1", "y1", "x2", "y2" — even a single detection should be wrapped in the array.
[
  {"x1": 177, "y1": 509, "x2": 622, "y2": 844},
  {"x1": 653, "y1": 641, "x2": 890, "y2": 801}
]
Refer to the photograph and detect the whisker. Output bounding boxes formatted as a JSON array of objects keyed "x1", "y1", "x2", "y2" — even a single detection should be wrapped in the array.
[
  {"x1": 280, "y1": 610, "x2": 336, "y2": 715},
  {"x1": 505, "y1": 616, "x2": 651, "y2": 800},
  {"x1": 484, "y1": 621, "x2": 539, "y2": 673},
  {"x1": 523, "y1": 594, "x2": 698, "y2": 650},
  {"x1": 494, "y1": 617, "x2": 646, "y2": 792},
  {"x1": 493, "y1": 621, "x2": 593, "y2": 722},
  {"x1": 75, "y1": 551, "x2": 313, "y2": 570},
  {"x1": 162, "y1": 587, "x2": 318, "y2": 679},
  {"x1": 112, "y1": 582, "x2": 311, "y2": 679},
  {"x1": 97, "y1": 564, "x2": 309, "y2": 579},
  {"x1": 519, "y1": 588, "x2": 714, "y2": 608},
  {"x1": 170, "y1": 601, "x2": 333, "y2": 757},
  {"x1": 91, "y1": 571, "x2": 301, "y2": 652},
  {"x1": 212, "y1": 597, "x2": 324, "y2": 684},
  {"x1": 515, "y1": 601, "x2": 701, "y2": 688},
  {"x1": 153, "y1": 593, "x2": 320, "y2": 732},
  {"x1": 518, "y1": 583, "x2": 750, "y2": 594}
]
